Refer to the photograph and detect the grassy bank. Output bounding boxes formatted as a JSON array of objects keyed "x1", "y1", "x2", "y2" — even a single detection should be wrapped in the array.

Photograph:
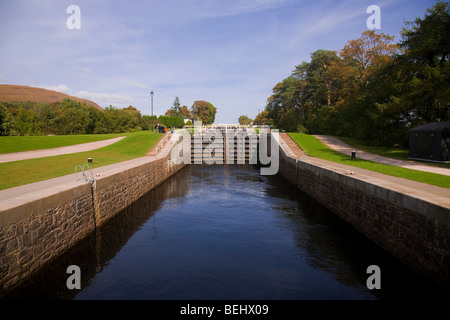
[
  {"x1": 0, "y1": 133, "x2": 129, "y2": 154},
  {"x1": 337, "y1": 136, "x2": 450, "y2": 168},
  {"x1": 0, "y1": 131, "x2": 162, "y2": 190},
  {"x1": 288, "y1": 133, "x2": 450, "y2": 189}
]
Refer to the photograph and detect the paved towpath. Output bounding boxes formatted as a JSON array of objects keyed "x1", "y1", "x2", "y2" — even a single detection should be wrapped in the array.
[
  {"x1": 0, "y1": 133, "x2": 175, "y2": 215},
  {"x1": 0, "y1": 137, "x2": 126, "y2": 163},
  {"x1": 278, "y1": 133, "x2": 450, "y2": 208},
  {"x1": 314, "y1": 135, "x2": 450, "y2": 177}
]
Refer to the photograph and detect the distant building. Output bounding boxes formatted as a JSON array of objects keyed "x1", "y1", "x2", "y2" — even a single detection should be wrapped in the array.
[{"x1": 409, "y1": 122, "x2": 450, "y2": 163}]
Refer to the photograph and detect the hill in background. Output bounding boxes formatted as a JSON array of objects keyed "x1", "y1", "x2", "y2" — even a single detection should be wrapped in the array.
[{"x1": 0, "y1": 84, "x2": 103, "y2": 111}]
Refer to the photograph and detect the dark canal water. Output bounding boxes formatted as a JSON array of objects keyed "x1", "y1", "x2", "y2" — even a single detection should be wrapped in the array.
[{"x1": 7, "y1": 165, "x2": 447, "y2": 300}]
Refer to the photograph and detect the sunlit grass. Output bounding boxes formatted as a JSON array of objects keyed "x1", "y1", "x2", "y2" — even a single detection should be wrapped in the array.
[
  {"x1": 0, "y1": 131, "x2": 163, "y2": 190},
  {"x1": 288, "y1": 133, "x2": 450, "y2": 188},
  {"x1": 0, "y1": 133, "x2": 129, "y2": 154},
  {"x1": 337, "y1": 136, "x2": 450, "y2": 169}
]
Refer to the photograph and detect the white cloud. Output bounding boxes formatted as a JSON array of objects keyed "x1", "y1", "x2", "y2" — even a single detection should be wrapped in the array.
[
  {"x1": 75, "y1": 90, "x2": 135, "y2": 107},
  {"x1": 38, "y1": 84, "x2": 72, "y2": 94}
]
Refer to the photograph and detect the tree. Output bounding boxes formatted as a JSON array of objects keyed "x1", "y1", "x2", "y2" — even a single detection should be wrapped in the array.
[
  {"x1": 55, "y1": 99, "x2": 90, "y2": 134},
  {"x1": 158, "y1": 115, "x2": 185, "y2": 128},
  {"x1": 165, "y1": 97, "x2": 182, "y2": 116},
  {"x1": 123, "y1": 105, "x2": 142, "y2": 131},
  {"x1": 298, "y1": 50, "x2": 341, "y2": 133},
  {"x1": 400, "y1": 1, "x2": 449, "y2": 67},
  {"x1": 35, "y1": 103, "x2": 58, "y2": 135},
  {"x1": 302, "y1": 50, "x2": 340, "y2": 108},
  {"x1": 142, "y1": 115, "x2": 158, "y2": 131},
  {"x1": 262, "y1": 2, "x2": 448, "y2": 146},
  {"x1": 14, "y1": 106, "x2": 41, "y2": 135},
  {"x1": 264, "y1": 32, "x2": 401, "y2": 139},
  {"x1": 335, "y1": 31, "x2": 400, "y2": 141},
  {"x1": 0, "y1": 102, "x2": 15, "y2": 136},
  {"x1": 238, "y1": 115, "x2": 252, "y2": 125},
  {"x1": 395, "y1": 0, "x2": 450, "y2": 123},
  {"x1": 369, "y1": 1, "x2": 450, "y2": 145},
  {"x1": 339, "y1": 31, "x2": 400, "y2": 82},
  {"x1": 266, "y1": 77, "x2": 303, "y2": 132},
  {"x1": 83, "y1": 105, "x2": 103, "y2": 134},
  {"x1": 191, "y1": 100, "x2": 217, "y2": 124},
  {"x1": 253, "y1": 110, "x2": 269, "y2": 125},
  {"x1": 180, "y1": 105, "x2": 192, "y2": 119}
]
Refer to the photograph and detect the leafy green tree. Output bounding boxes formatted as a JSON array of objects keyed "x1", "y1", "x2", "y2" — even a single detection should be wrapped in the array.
[
  {"x1": 14, "y1": 106, "x2": 41, "y2": 135},
  {"x1": 158, "y1": 115, "x2": 185, "y2": 128},
  {"x1": 35, "y1": 103, "x2": 58, "y2": 135},
  {"x1": 142, "y1": 115, "x2": 158, "y2": 131},
  {"x1": 191, "y1": 100, "x2": 217, "y2": 124},
  {"x1": 122, "y1": 105, "x2": 142, "y2": 131},
  {"x1": 266, "y1": 77, "x2": 303, "y2": 132},
  {"x1": 369, "y1": 1, "x2": 450, "y2": 145},
  {"x1": 165, "y1": 97, "x2": 182, "y2": 117},
  {"x1": 265, "y1": 32, "x2": 401, "y2": 140},
  {"x1": 336, "y1": 31, "x2": 400, "y2": 141},
  {"x1": 83, "y1": 105, "x2": 103, "y2": 134},
  {"x1": 180, "y1": 105, "x2": 192, "y2": 119},
  {"x1": 396, "y1": 0, "x2": 449, "y2": 123},
  {"x1": 299, "y1": 50, "x2": 341, "y2": 133},
  {"x1": 55, "y1": 99, "x2": 90, "y2": 134},
  {"x1": 94, "y1": 106, "x2": 119, "y2": 133},
  {"x1": 253, "y1": 110, "x2": 269, "y2": 125},
  {"x1": 238, "y1": 115, "x2": 253, "y2": 125},
  {"x1": 0, "y1": 102, "x2": 15, "y2": 135},
  {"x1": 0, "y1": 102, "x2": 8, "y2": 135}
]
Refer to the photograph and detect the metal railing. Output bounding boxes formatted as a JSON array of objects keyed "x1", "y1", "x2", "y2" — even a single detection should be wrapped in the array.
[
  {"x1": 148, "y1": 133, "x2": 172, "y2": 157},
  {"x1": 75, "y1": 163, "x2": 94, "y2": 182}
]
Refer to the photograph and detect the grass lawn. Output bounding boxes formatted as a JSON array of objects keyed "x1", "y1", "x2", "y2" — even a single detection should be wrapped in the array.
[
  {"x1": 288, "y1": 133, "x2": 450, "y2": 189},
  {"x1": 0, "y1": 131, "x2": 163, "y2": 190},
  {"x1": 337, "y1": 136, "x2": 450, "y2": 169},
  {"x1": 0, "y1": 133, "x2": 129, "y2": 154}
]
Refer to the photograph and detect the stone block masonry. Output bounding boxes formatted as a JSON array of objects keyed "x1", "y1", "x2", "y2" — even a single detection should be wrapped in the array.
[
  {"x1": 277, "y1": 134, "x2": 450, "y2": 286},
  {"x1": 0, "y1": 136, "x2": 185, "y2": 295}
]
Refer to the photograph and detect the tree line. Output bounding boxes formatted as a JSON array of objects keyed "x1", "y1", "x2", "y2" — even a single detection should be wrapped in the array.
[
  {"x1": 164, "y1": 97, "x2": 217, "y2": 125},
  {"x1": 254, "y1": 1, "x2": 449, "y2": 146},
  {"x1": 0, "y1": 98, "x2": 188, "y2": 136}
]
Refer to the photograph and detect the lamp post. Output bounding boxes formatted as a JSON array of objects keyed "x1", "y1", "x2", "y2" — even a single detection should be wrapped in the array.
[{"x1": 150, "y1": 91, "x2": 154, "y2": 117}]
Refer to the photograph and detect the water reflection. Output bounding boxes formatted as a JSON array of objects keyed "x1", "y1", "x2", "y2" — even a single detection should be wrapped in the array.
[
  {"x1": 264, "y1": 173, "x2": 448, "y2": 299},
  {"x1": 4, "y1": 164, "x2": 448, "y2": 299}
]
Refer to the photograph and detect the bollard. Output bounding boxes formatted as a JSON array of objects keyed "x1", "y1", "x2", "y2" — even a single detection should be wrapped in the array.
[
  {"x1": 88, "y1": 158, "x2": 93, "y2": 163},
  {"x1": 351, "y1": 151, "x2": 356, "y2": 160}
]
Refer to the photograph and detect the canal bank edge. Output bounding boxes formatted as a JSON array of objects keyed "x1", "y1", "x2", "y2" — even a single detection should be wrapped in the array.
[
  {"x1": 0, "y1": 134, "x2": 186, "y2": 295},
  {"x1": 277, "y1": 133, "x2": 450, "y2": 287}
]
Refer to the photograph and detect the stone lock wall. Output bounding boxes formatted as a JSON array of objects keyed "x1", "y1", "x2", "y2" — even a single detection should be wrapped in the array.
[
  {"x1": 276, "y1": 137, "x2": 450, "y2": 286},
  {"x1": 93, "y1": 157, "x2": 183, "y2": 228},
  {"x1": 0, "y1": 139, "x2": 185, "y2": 295},
  {"x1": 0, "y1": 184, "x2": 96, "y2": 292}
]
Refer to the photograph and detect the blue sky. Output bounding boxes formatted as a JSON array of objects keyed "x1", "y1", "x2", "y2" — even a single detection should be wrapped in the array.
[{"x1": 0, "y1": 0, "x2": 436, "y2": 123}]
